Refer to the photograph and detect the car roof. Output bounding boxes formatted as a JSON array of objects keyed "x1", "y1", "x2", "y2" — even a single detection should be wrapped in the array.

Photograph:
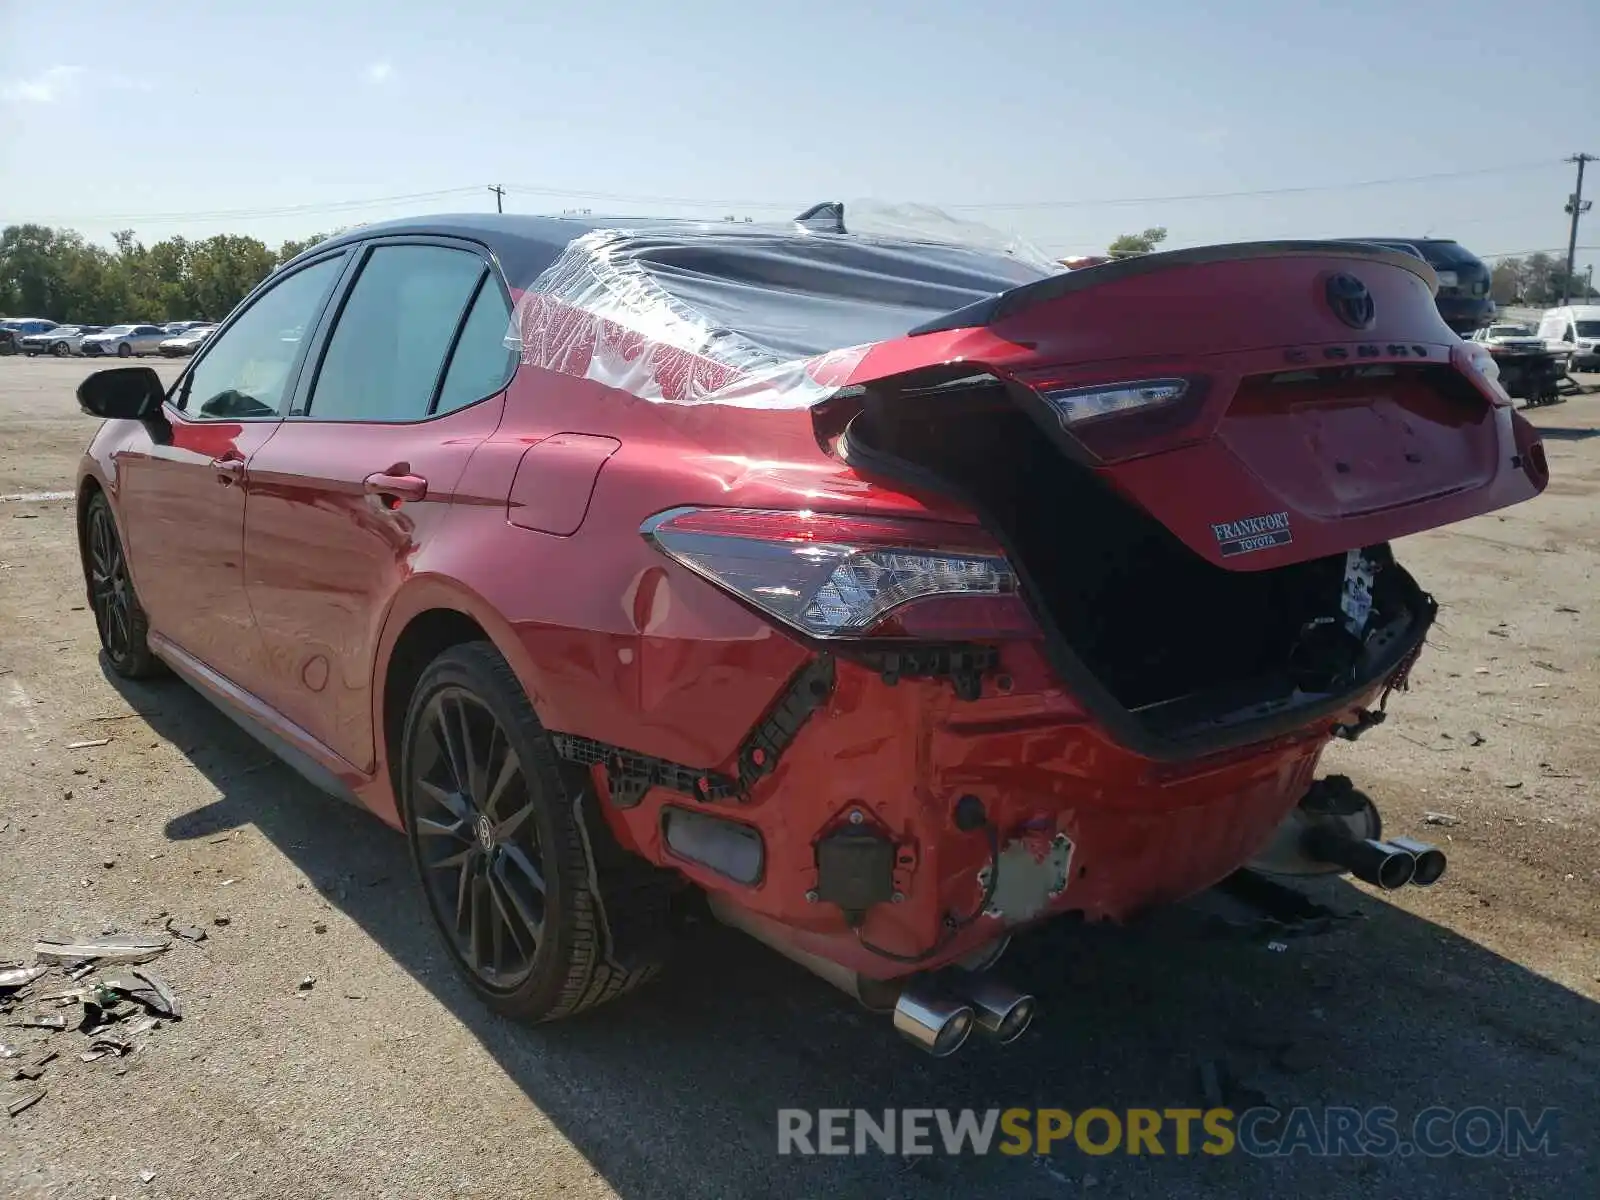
[{"x1": 301, "y1": 212, "x2": 786, "y2": 285}]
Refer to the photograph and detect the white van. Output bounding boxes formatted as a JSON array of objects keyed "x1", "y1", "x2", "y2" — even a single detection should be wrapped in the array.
[{"x1": 1537, "y1": 305, "x2": 1600, "y2": 370}]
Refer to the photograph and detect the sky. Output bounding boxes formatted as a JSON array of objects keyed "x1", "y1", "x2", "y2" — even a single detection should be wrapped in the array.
[{"x1": 1, "y1": 0, "x2": 1597, "y2": 277}]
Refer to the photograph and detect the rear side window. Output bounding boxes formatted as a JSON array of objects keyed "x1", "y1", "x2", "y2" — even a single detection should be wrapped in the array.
[
  {"x1": 434, "y1": 278, "x2": 517, "y2": 415},
  {"x1": 304, "y1": 245, "x2": 486, "y2": 422}
]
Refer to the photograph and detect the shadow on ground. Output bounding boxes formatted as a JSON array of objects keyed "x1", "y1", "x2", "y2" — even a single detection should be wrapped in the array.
[{"x1": 109, "y1": 668, "x2": 1597, "y2": 1199}]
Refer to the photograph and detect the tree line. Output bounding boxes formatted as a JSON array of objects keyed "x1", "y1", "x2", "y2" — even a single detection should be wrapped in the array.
[
  {"x1": 0, "y1": 225, "x2": 337, "y2": 325},
  {"x1": 1489, "y1": 253, "x2": 1595, "y2": 307}
]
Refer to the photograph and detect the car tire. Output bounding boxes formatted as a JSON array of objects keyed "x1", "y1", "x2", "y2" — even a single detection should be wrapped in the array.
[
  {"x1": 400, "y1": 641, "x2": 665, "y2": 1022},
  {"x1": 83, "y1": 492, "x2": 161, "y2": 679},
  {"x1": 52, "y1": 341, "x2": 70, "y2": 357},
  {"x1": 25, "y1": 349, "x2": 38, "y2": 357}
]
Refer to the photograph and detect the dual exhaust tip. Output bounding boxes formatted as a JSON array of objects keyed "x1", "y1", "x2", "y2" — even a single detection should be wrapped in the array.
[
  {"x1": 1304, "y1": 827, "x2": 1447, "y2": 891},
  {"x1": 892, "y1": 975, "x2": 1037, "y2": 1057}
]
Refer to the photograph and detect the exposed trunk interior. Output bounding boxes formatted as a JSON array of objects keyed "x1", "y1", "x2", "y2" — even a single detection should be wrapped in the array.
[{"x1": 841, "y1": 376, "x2": 1430, "y2": 740}]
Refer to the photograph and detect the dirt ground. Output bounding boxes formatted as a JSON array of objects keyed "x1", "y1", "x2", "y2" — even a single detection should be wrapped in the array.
[{"x1": 1, "y1": 356, "x2": 1595, "y2": 1200}]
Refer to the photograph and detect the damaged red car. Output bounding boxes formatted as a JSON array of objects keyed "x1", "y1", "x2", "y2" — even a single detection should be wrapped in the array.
[{"x1": 74, "y1": 206, "x2": 1548, "y2": 1055}]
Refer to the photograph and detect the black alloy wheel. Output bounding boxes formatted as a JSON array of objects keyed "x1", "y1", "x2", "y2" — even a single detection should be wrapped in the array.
[
  {"x1": 400, "y1": 642, "x2": 665, "y2": 1021},
  {"x1": 410, "y1": 685, "x2": 546, "y2": 990},
  {"x1": 84, "y1": 493, "x2": 158, "y2": 678}
]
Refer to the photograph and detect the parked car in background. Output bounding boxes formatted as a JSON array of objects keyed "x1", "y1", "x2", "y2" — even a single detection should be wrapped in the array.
[
  {"x1": 157, "y1": 324, "x2": 217, "y2": 356},
  {"x1": 0, "y1": 318, "x2": 58, "y2": 355},
  {"x1": 1, "y1": 317, "x2": 60, "y2": 337},
  {"x1": 19, "y1": 324, "x2": 105, "y2": 356},
  {"x1": 72, "y1": 213, "x2": 1548, "y2": 1055},
  {"x1": 80, "y1": 324, "x2": 173, "y2": 358},
  {"x1": 1343, "y1": 238, "x2": 1495, "y2": 334},
  {"x1": 1536, "y1": 305, "x2": 1600, "y2": 369},
  {"x1": 162, "y1": 320, "x2": 211, "y2": 335}
]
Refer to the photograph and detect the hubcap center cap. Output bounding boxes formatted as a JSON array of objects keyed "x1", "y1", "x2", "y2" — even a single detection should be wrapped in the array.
[{"x1": 474, "y1": 814, "x2": 495, "y2": 852}]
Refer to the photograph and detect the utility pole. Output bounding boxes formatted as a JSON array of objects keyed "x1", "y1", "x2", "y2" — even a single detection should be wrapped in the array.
[
  {"x1": 488, "y1": 184, "x2": 506, "y2": 214},
  {"x1": 1561, "y1": 153, "x2": 1594, "y2": 305}
]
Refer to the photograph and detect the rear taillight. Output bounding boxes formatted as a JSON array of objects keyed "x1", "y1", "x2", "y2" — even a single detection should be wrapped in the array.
[
  {"x1": 1037, "y1": 378, "x2": 1188, "y2": 428},
  {"x1": 1452, "y1": 341, "x2": 1512, "y2": 406},
  {"x1": 641, "y1": 507, "x2": 1033, "y2": 639}
]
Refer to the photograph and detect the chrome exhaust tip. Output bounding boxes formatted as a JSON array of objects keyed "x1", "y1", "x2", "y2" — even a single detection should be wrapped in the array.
[
  {"x1": 1304, "y1": 827, "x2": 1416, "y2": 890},
  {"x1": 1385, "y1": 836, "x2": 1448, "y2": 887},
  {"x1": 953, "y1": 975, "x2": 1037, "y2": 1045},
  {"x1": 892, "y1": 984, "x2": 976, "y2": 1057}
]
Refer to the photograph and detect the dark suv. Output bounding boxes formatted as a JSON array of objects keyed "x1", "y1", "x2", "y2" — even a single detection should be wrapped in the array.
[{"x1": 1346, "y1": 239, "x2": 1495, "y2": 334}]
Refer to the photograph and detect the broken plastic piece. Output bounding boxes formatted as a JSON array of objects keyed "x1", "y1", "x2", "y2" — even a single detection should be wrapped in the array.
[
  {"x1": 33, "y1": 934, "x2": 169, "y2": 964},
  {"x1": 0, "y1": 965, "x2": 50, "y2": 991},
  {"x1": 7, "y1": 1089, "x2": 44, "y2": 1117}
]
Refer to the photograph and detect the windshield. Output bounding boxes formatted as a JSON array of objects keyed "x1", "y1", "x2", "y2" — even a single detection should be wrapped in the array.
[
  {"x1": 98, "y1": 325, "x2": 135, "y2": 335},
  {"x1": 834, "y1": 200, "x2": 1064, "y2": 275},
  {"x1": 1488, "y1": 325, "x2": 1531, "y2": 337},
  {"x1": 1575, "y1": 320, "x2": 1600, "y2": 337}
]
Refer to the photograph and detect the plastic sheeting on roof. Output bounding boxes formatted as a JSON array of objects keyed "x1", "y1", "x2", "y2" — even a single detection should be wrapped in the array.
[{"x1": 512, "y1": 211, "x2": 1054, "y2": 408}]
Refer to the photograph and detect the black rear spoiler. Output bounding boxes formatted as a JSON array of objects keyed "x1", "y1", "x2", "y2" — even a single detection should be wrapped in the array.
[{"x1": 906, "y1": 240, "x2": 1438, "y2": 336}]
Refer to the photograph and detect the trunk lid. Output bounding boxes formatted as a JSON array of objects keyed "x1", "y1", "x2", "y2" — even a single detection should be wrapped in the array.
[{"x1": 827, "y1": 241, "x2": 1547, "y2": 569}]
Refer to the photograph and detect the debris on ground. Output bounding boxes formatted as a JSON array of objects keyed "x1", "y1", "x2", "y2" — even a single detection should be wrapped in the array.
[
  {"x1": 33, "y1": 933, "x2": 169, "y2": 965},
  {"x1": 8, "y1": 1089, "x2": 45, "y2": 1117},
  {"x1": 0, "y1": 965, "x2": 50, "y2": 991},
  {"x1": 1467, "y1": 730, "x2": 1487, "y2": 746},
  {"x1": 6, "y1": 1015, "x2": 68, "y2": 1031},
  {"x1": 139, "y1": 1169, "x2": 156, "y2": 1184},
  {"x1": 66, "y1": 738, "x2": 111, "y2": 750},
  {"x1": 163, "y1": 920, "x2": 207, "y2": 944},
  {"x1": 297, "y1": 976, "x2": 316, "y2": 992},
  {"x1": 1555, "y1": 604, "x2": 1580, "y2": 614},
  {"x1": 1424, "y1": 811, "x2": 1462, "y2": 827},
  {"x1": 212, "y1": 916, "x2": 231, "y2": 927},
  {"x1": 0, "y1": 934, "x2": 187, "y2": 1110}
]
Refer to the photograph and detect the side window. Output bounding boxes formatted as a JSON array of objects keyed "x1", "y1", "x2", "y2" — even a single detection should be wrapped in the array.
[
  {"x1": 304, "y1": 245, "x2": 485, "y2": 422},
  {"x1": 180, "y1": 255, "x2": 344, "y2": 420},
  {"x1": 434, "y1": 277, "x2": 517, "y2": 415}
]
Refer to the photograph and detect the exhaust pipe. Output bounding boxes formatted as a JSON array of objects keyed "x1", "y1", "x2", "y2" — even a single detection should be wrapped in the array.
[
  {"x1": 1385, "y1": 836, "x2": 1448, "y2": 887},
  {"x1": 706, "y1": 893, "x2": 977, "y2": 1054},
  {"x1": 949, "y1": 974, "x2": 1036, "y2": 1045},
  {"x1": 892, "y1": 983, "x2": 976, "y2": 1057},
  {"x1": 1303, "y1": 826, "x2": 1416, "y2": 890}
]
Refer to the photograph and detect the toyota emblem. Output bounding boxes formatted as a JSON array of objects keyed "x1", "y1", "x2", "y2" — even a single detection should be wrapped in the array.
[{"x1": 1325, "y1": 273, "x2": 1376, "y2": 329}]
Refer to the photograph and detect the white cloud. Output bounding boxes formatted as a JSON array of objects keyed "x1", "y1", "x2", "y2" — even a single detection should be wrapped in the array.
[
  {"x1": 364, "y1": 62, "x2": 394, "y2": 85},
  {"x1": 1, "y1": 65, "x2": 85, "y2": 104}
]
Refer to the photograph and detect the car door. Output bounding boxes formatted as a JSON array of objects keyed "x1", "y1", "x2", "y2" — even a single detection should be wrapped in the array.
[
  {"x1": 113, "y1": 252, "x2": 349, "y2": 686},
  {"x1": 242, "y1": 239, "x2": 517, "y2": 772}
]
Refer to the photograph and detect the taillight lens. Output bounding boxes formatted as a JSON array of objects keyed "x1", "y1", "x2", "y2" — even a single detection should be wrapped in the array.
[
  {"x1": 1452, "y1": 341, "x2": 1512, "y2": 405},
  {"x1": 641, "y1": 507, "x2": 1030, "y2": 639},
  {"x1": 1037, "y1": 378, "x2": 1188, "y2": 428}
]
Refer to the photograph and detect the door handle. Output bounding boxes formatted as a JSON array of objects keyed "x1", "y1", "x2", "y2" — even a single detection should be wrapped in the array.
[
  {"x1": 211, "y1": 454, "x2": 246, "y2": 486},
  {"x1": 363, "y1": 471, "x2": 428, "y2": 504}
]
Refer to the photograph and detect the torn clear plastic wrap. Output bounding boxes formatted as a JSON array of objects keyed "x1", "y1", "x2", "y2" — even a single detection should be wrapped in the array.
[{"x1": 510, "y1": 211, "x2": 1053, "y2": 409}]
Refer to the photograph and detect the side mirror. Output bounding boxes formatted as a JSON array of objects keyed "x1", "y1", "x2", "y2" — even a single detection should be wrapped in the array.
[{"x1": 77, "y1": 367, "x2": 166, "y2": 420}]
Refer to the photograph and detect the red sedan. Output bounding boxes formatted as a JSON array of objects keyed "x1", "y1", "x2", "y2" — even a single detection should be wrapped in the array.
[{"x1": 74, "y1": 211, "x2": 1547, "y2": 1055}]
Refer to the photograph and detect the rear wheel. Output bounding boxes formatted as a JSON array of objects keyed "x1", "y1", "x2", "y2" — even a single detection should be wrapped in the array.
[
  {"x1": 84, "y1": 493, "x2": 160, "y2": 678},
  {"x1": 400, "y1": 641, "x2": 663, "y2": 1021}
]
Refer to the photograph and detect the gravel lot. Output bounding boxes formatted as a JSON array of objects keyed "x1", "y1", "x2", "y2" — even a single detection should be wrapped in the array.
[{"x1": 1, "y1": 356, "x2": 1596, "y2": 1199}]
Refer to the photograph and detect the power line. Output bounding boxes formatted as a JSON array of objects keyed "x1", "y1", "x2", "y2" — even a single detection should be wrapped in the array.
[
  {"x1": 10, "y1": 186, "x2": 489, "y2": 225},
  {"x1": 12, "y1": 159, "x2": 1565, "y2": 228},
  {"x1": 944, "y1": 161, "x2": 1563, "y2": 211}
]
